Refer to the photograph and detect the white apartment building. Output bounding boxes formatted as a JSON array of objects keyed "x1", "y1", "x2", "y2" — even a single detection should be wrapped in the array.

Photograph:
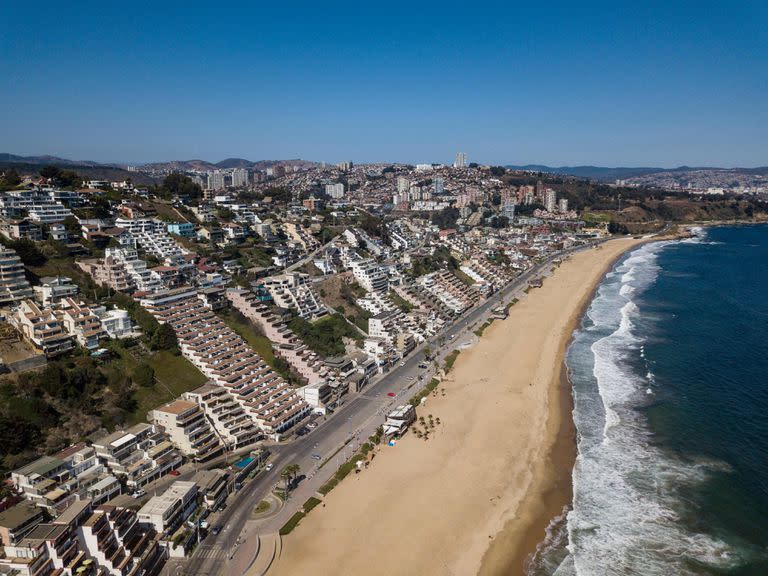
[
  {"x1": 57, "y1": 298, "x2": 106, "y2": 350},
  {"x1": 11, "y1": 300, "x2": 74, "y2": 356},
  {"x1": 350, "y1": 259, "x2": 389, "y2": 293},
  {"x1": 92, "y1": 306, "x2": 136, "y2": 338},
  {"x1": 33, "y1": 276, "x2": 78, "y2": 307},
  {"x1": 262, "y1": 272, "x2": 327, "y2": 319},
  {"x1": 77, "y1": 506, "x2": 166, "y2": 575},
  {"x1": 325, "y1": 182, "x2": 345, "y2": 199},
  {"x1": 149, "y1": 400, "x2": 222, "y2": 461},
  {"x1": 137, "y1": 481, "x2": 198, "y2": 536},
  {"x1": 0, "y1": 247, "x2": 34, "y2": 306},
  {"x1": 92, "y1": 424, "x2": 182, "y2": 490},
  {"x1": 183, "y1": 384, "x2": 262, "y2": 450}
]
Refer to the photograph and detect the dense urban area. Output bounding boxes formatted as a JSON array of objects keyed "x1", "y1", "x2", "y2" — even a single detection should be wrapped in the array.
[{"x1": 0, "y1": 153, "x2": 765, "y2": 576}]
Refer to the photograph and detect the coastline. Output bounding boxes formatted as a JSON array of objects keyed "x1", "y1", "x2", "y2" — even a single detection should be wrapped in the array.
[
  {"x1": 271, "y1": 237, "x2": 650, "y2": 576},
  {"x1": 477, "y1": 238, "x2": 648, "y2": 576}
]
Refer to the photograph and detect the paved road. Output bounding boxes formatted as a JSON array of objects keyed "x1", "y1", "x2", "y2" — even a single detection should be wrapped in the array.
[{"x1": 183, "y1": 241, "x2": 604, "y2": 576}]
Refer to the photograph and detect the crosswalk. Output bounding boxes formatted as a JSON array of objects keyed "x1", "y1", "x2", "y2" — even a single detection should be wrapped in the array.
[{"x1": 195, "y1": 546, "x2": 227, "y2": 560}]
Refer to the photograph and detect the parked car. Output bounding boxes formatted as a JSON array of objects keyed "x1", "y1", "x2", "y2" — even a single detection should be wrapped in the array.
[
  {"x1": 311, "y1": 454, "x2": 322, "y2": 460},
  {"x1": 169, "y1": 469, "x2": 181, "y2": 477},
  {"x1": 131, "y1": 489, "x2": 146, "y2": 499},
  {"x1": 265, "y1": 463, "x2": 274, "y2": 472}
]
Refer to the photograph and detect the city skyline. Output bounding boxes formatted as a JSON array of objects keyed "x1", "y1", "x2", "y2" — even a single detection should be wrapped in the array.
[{"x1": 2, "y1": 1, "x2": 767, "y2": 167}]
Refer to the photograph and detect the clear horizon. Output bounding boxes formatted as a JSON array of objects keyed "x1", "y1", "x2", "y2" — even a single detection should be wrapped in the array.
[{"x1": 2, "y1": 1, "x2": 766, "y2": 167}]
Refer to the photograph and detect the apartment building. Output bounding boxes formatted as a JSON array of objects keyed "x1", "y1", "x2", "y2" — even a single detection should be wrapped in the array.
[
  {"x1": 11, "y1": 300, "x2": 74, "y2": 356},
  {"x1": 26, "y1": 202, "x2": 72, "y2": 225},
  {"x1": 140, "y1": 289, "x2": 311, "y2": 438},
  {"x1": 57, "y1": 298, "x2": 106, "y2": 350},
  {"x1": 350, "y1": 258, "x2": 389, "y2": 293},
  {"x1": 137, "y1": 481, "x2": 198, "y2": 536},
  {"x1": 0, "y1": 504, "x2": 45, "y2": 546},
  {"x1": 0, "y1": 246, "x2": 35, "y2": 306},
  {"x1": 183, "y1": 384, "x2": 262, "y2": 450},
  {"x1": 11, "y1": 444, "x2": 121, "y2": 514},
  {"x1": 114, "y1": 217, "x2": 188, "y2": 266},
  {"x1": 78, "y1": 247, "x2": 164, "y2": 294},
  {"x1": 460, "y1": 256, "x2": 513, "y2": 290},
  {"x1": 92, "y1": 306, "x2": 136, "y2": 339},
  {"x1": 92, "y1": 424, "x2": 182, "y2": 490},
  {"x1": 33, "y1": 276, "x2": 78, "y2": 307},
  {"x1": 417, "y1": 270, "x2": 479, "y2": 314},
  {"x1": 261, "y1": 272, "x2": 327, "y2": 320},
  {"x1": 227, "y1": 288, "x2": 327, "y2": 385},
  {"x1": 77, "y1": 506, "x2": 166, "y2": 575},
  {"x1": 193, "y1": 470, "x2": 230, "y2": 512},
  {"x1": 0, "y1": 522, "x2": 86, "y2": 576},
  {"x1": 282, "y1": 222, "x2": 319, "y2": 252},
  {"x1": 0, "y1": 218, "x2": 42, "y2": 241},
  {"x1": 149, "y1": 400, "x2": 222, "y2": 461}
]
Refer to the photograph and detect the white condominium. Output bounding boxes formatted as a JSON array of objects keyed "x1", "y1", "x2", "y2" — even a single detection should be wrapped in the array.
[
  {"x1": 11, "y1": 300, "x2": 74, "y2": 356},
  {"x1": 183, "y1": 384, "x2": 262, "y2": 449},
  {"x1": 262, "y1": 272, "x2": 327, "y2": 319},
  {"x1": 350, "y1": 258, "x2": 389, "y2": 293},
  {"x1": 0, "y1": 246, "x2": 34, "y2": 305},
  {"x1": 57, "y1": 297, "x2": 106, "y2": 350},
  {"x1": 140, "y1": 289, "x2": 310, "y2": 438},
  {"x1": 149, "y1": 399, "x2": 222, "y2": 461}
]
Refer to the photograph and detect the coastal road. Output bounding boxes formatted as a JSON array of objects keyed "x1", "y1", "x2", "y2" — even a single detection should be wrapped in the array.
[{"x1": 183, "y1": 241, "x2": 604, "y2": 576}]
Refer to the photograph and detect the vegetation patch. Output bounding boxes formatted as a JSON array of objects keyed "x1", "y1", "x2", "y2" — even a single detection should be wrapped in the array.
[
  {"x1": 303, "y1": 496, "x2": 322, "y2": 514},
  {"x1": 443, "y1": 350, "x2": 461, "y2": 373},
  {"x1": 288, "y1": 313, "x2": 362, "y2": 357},
  {"x1": 474, "y1": 319, "x2": 494, "y2": 337},
  {"x1": 389, "y1": 290, "x2": 413, "y2": 313},
  {"x1": 279, "y1": 511, "x2": 306, "y2": 535},
  {"x1": 409, "y1": 378, "x2": 440, "y2": 407}
]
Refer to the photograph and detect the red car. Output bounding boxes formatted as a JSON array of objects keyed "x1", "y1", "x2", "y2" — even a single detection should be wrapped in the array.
[
  {"x1": 387, "y1": 392, "x2": 396, "y2": 397},
  {"x1": 169, "y1": 470, "x2": 181, "y2": 477}
]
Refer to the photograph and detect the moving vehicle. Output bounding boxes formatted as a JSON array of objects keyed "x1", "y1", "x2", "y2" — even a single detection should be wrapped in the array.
[
  {"x1": 387, "y1": 392, "x2": 396, "y2": 397},
  {"x1": 211, "y1": 525, "x2": 222, "y2": 536},
  {"x1": 169, "y1": 469, "x2": 181, "y2": 477},
  {"x1": 265, "y1": 463, "x2": 274, "y2": 472},
  {"x1": 311, "y1": 454, "x2": 322, "y2": 460},
  {"x1": 131, "y1": 489, "x2": 146, "y2": 499}
]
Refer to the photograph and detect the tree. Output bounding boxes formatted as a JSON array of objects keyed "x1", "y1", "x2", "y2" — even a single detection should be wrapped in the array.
[
  {"x1": 159, "y1": 173, "x2": 202, "y2": 201},
  {"x1": 150, "y1": 323, "x2": 178, "y2": 352},
  {"x1": 132, "y1": 362, "x2": 155, "y2": 388},
  {"x1": 281, "y1": 463, "x2": 301, "y2": 497},
  {"x1": 0, "y1": 168, "x2": 21, "y2": 190}
]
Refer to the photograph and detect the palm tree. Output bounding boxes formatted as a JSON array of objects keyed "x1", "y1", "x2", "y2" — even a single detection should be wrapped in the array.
[{"x1": 281, "y1": 463, "x2": 301, "y2": 498}]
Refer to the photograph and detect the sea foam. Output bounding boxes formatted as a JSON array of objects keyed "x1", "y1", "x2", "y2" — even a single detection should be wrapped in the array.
[{"x1": 530, "y1": 235, "x2": 739, "y2": 575}]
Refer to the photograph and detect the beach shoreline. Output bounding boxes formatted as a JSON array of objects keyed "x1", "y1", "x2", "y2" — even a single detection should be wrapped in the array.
[
  {"x1": 477, "y1": 238, "x2": 649, "y2": 576},
  {"x1": 271, "y1": 237, "x2": 651, "y2": 576}
]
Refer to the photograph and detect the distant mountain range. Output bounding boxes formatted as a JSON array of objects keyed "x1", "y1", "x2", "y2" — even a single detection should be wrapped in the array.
[
  {"x1": 0, "y1": 153, "x2": 318, "y2": 172},
  {"x1": 505, "y1": 164, "x2": 768, "y2": 182},
  {"x1": 2, "y1": 154, "x2": 765, "y2": 185}
]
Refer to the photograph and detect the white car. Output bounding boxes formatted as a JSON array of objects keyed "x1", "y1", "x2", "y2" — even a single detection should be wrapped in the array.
[
  {"x1": 400, "y1": 362, "x2": 405, "y2": 367},
  {"x1": 265, "y1": 463, "x2": 274, "y2": 472},
  {"x1": 131, "y1": 490, "x2": 146, "y2": 498}
]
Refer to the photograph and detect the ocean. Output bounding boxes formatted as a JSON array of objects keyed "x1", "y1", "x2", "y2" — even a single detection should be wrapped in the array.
[{"x1": 530, "y1": 225, "x2": 768, "y2": 575}]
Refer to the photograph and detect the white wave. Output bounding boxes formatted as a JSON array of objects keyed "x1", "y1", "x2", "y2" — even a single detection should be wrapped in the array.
[{"x1": 548, "y1": 240, "x2": 740, "y2": 576}]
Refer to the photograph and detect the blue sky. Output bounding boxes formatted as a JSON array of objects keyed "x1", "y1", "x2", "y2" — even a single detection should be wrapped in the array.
[{"x1": 1, "y1": 0, "x2": 766, "y2": 167}]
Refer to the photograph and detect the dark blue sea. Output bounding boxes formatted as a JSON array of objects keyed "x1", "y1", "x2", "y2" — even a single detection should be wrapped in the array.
[{"x1": 531, "y1": 225, "x2": 768, "y2": 575}]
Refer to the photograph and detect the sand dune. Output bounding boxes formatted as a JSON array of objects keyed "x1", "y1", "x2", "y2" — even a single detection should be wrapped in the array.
[{"x1": 272, "y1": 238, "x2": 643, "y2": 576}]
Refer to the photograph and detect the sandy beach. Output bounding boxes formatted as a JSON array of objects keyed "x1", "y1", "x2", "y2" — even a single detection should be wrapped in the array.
[{"x1": 272, "y1": 238, "x2": 645, "y2": 576}]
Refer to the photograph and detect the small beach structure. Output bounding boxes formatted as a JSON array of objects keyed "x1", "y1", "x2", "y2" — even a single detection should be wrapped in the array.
[{"x1": 383, "y1": 404, "x2": 416, "y2": 437}]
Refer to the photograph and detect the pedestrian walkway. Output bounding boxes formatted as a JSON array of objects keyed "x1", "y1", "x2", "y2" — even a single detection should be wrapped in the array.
[{"x1": 195, "y1": 545, "x2": 229, "y2": 561}]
